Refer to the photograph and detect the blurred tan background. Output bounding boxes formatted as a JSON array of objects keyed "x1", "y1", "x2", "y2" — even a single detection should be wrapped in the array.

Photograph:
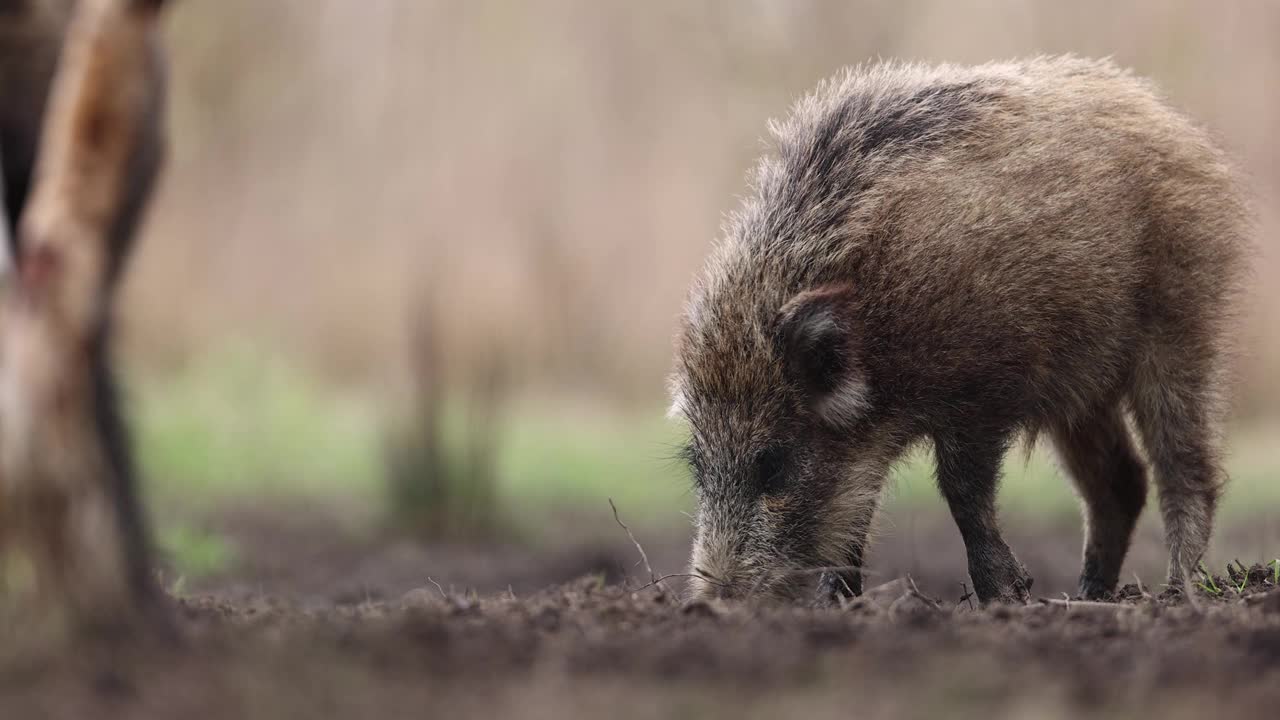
[
  {"x1": 115, "y1": 1, "x2": 1280, "y2": 599},
  {"x1": 127, "y1": 0, "x2": 1280, "y2": 410}
]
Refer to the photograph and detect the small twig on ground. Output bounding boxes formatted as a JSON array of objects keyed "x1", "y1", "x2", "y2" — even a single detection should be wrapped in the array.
[
  {"x1": 637, "y1": 573, "x2": 728, "y2": 592},
  {"x1": 426, "y1": 577, "x2": 447, "y2": 599},
  {"x1": 886, "y1": 574, "x2": 942, "y2": 621},
  {"x1": 609, "y1": 498, "x2": 659, "y2": 586},
  {"x1": 694, "y1": 566, "x2": 726, "y2": 585},
  {"x1": 1037, "y1": 598, "x2": 1118, "y2": 610},
  {"x1": 905, "y1": 575, "x2": 940, "y2": 609},
  {"x1": 1132, "y1": 572, "x2": 1149, "y2": 600},
  {"x1": 960, "y1": 582, "x2": 975, "y2": 611},
  {"x1": 1036, "y1": 597, "x2": 1129, "y2": 617}
]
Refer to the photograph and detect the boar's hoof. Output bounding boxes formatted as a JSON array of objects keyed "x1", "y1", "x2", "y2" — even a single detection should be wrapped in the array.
[
  {"x1": 975, "y1": 560, "x2": 1034, "y2": 605},
  {"x1": 812, "y1": 569, "x2": 860, "y2": 609}
]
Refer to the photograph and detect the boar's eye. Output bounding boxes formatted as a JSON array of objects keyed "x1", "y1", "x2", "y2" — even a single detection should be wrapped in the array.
[{"x1": 755, "y1": 447, "x2": 789, "y2": 495}]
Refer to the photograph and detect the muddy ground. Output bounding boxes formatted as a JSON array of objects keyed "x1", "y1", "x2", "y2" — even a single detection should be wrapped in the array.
[
  {"x1": 184, "y1": 502, "x2": 1280, "y2": 606},
  {"x1": 3, "y1": 568, "x2": 1279, "y2": 719},
  {"x1": 4, "y1": 509, "x2": 1280, "y2": 718}
]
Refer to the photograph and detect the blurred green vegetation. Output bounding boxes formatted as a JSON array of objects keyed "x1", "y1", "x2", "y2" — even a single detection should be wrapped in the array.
[
  {"x1": 157, "y1": 526, "x2": 237, "y2": 584},
  {"x1": 131, "y1": 351, "x2": 1280, "y2": 576},
  {"x1": 134, "y1": 347, "x2": 384, "y2": 509},
  {"x1": 130, "y1": 349, "x2": 694, "y2": 528}
]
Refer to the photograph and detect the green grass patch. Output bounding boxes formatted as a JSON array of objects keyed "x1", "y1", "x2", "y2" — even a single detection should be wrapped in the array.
[
  {"x1": 132, "y1": 346, "x2": 383, "y2": 509},
  {"x1": 158, "y1": 525, "x2": 237, "y2": 581},
  {"x1": 884, "y1": 446, "x2": 1070, "y2": 519},
  {"x1": 883, "y1": 435, "x2": 1280, "y2": 522},
  {"x1": 127, "y1": 349, "x2": 1280, "y2": 534},
  {"x1": 494, "y1": 409, "x2": 693, "y2": 525}
]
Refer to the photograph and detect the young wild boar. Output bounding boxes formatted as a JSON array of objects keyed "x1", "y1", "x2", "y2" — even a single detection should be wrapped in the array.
[
  {"x1": 670, "y1": 57, "x2": 1249, "y2": 605},
  {"x1": 0, "y1": 0, "x2": 170, "y2": 625}
]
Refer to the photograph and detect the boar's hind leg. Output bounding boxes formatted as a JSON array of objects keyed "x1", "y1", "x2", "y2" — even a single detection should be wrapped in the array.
[
  {"x1": 1050, "y1": 407, "x2": 1148, "y2": 600},
  {"x1": 934, "y1": 430, "x2": 1032, "y2": 604},
  {"x1": 1130, "y1": 354, "x2": 1227, "y2": 594}
]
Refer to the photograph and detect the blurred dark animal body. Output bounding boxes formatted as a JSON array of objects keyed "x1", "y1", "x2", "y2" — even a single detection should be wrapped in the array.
[
  {"x1": 671, "y1": 57, "x2": 1250, "y2": 604},
  {"x1": 0, "y1": 0, "x2": 72, "y2": 255},
  {"x1": 0, "y1": 0, "x2": 169, "y2": 627}
]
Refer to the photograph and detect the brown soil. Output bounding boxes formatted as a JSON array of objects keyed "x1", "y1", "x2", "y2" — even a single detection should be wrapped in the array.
[
  {"x1": 182, "y1": 503, "x2": 1280, "y2": 605},
  {"x1": 3, "y1": 566, "x2": 1279, "y2": 718},
  {"x1": 6, "y1": 506, "x2": 1280, "y2": 718}
]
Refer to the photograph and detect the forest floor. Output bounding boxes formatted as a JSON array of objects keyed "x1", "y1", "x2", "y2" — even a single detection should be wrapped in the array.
[{"x1": 3, "y1": 508, "x2": 1279, "y2": 719}]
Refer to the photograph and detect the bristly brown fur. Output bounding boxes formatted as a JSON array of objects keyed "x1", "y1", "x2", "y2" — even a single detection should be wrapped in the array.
[{"x1": 672, "y1": 57, "x2": 1252, "y2": 605}]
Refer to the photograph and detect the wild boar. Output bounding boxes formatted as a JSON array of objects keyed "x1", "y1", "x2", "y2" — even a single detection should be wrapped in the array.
[{"x1": 670, "y1": 57, "x2": 1249, "y2": 604}]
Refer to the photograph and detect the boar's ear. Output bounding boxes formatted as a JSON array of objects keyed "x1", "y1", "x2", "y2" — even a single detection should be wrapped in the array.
[{"x1": 774, "y1": 285, "x2": 868, "y2": 428}]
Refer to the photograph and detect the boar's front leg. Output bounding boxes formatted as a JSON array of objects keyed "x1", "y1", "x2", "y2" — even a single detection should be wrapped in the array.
[
  {"x1": 814, "y1": 544, "x2": 864, "y2": 608},
  {"x1": 934, "y1": 430, "x2": 1032, "y2": 604}
]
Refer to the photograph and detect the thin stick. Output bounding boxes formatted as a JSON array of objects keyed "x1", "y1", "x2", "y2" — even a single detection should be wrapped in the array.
[
  {"x1": 637, "y1": 573, "x2": 728, "y2": 592},
  {"x1": 887, "y1": 575, "x2": 940, "y2": 620},
  {"x1": 960, "y1": 582, "x2": 975, "y2": 611},
  {"x1": 905, "y1": 574, "x2": 940, "y2": 609},
  {"x1": 426, "y1": 577, "x2": 447, "y2": 599},
  {"x1": 1037, "y1": 598, "x2": 1127, "y2": 613},
  {"x1": 1132, "y1": 572, "x2": 1148, "y2": 599},
  {"x1": 1038, "y1": 598, "x2": 1123, "y2": 609},
  {"x1": 694, "y1": 566, "x2": 725, "y2": 585},
  {"x1": 609, "y1": 498, "x2": 658, "y2": 585}
]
